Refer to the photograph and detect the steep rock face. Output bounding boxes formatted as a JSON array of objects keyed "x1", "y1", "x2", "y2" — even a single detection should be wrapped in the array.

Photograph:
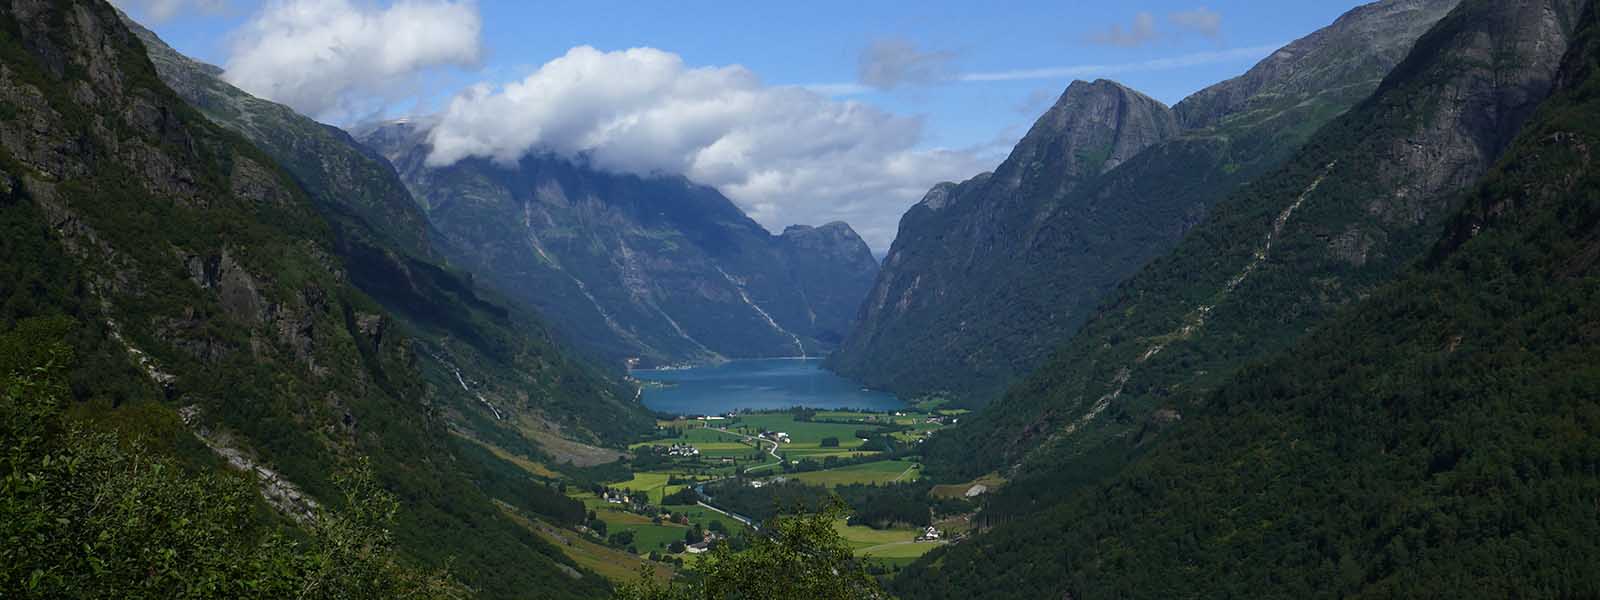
[
  {"x1": 1176, "y1": 0, "x2": 1462, "y2": 131},
  {"x1": 929, "y1": 0, "x2": 1585, "y2": 484},
  {"x1": 121, "y1": 12, "x2": 651, "y2": 446},
  {"x1": 831, "y1": 81, "x2": 1175, "y2": 400},
  {"x1": 831, "y1": 0, "x2": 1459, "y2": 405},
  {"x1": 993, "y1": 80, "x2": 1179, "y2": 195},
  {"x1": 120, "y1": 14, "x2": 432, "y2": 259},
  {"x1": 900, "y1": 3, "x2": 1600, "y2": 596},
  {"x1": 358, "y1": 120, "x2": 880, "y2": 367},
  {"x1": 775, "y1": 222, "x2": 881, "y2": 345},
  {"x1": 0, "y1": 3, "x2": 615, "y2": 598}
]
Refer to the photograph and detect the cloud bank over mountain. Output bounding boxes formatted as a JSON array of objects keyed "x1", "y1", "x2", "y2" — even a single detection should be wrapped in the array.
[{"x1": 425, "y1": 46, "x2": 987, "y2": 250}]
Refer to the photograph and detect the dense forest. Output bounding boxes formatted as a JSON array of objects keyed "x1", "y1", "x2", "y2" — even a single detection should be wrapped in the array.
[
  {"x1": 0, "y1": 2, "x2": 610, "y2": 597},
  {"x1": 897, "y1": 3, "x2": 1600, "y2": 596}
]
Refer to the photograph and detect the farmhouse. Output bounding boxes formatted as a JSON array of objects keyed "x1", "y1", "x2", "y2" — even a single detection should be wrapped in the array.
[
  {"x1": 917, "y1": 526, "x2": 941, "y2": 541},
  {"x1": 759, "y1": 431, "x2": 792, "y2": 444},
  {"x1": 666, "y1": 443, "x2": 700, "y2": 457}
]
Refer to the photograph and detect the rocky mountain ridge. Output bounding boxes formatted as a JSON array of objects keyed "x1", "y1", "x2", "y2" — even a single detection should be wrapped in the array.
[
  {"x1": 358, "y1": 120, "x2": 881, "y2": 367},
  {"x1": 927, "y1": 0, "x2": 1585, "y2": 496},
  {"x1": 900, "y1": 2, "x2": 1600, "y2": 595},
  {"x1": 828, "y1": 0, "x2": 1462, "y2": 404},
  {"x1": 121, "y1": 13, "x2": 654, "y2": 449}
]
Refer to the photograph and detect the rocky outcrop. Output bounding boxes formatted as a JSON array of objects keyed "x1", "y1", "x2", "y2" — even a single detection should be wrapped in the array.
[
  {"x1": 775, "y1": 222, "x2": 881, "y2": 344},
  {"x1": 829, "y1": 0, "x2": 1462, "y2": 405},
  {"x1": 357, "y1": 121, "x2": 881, "y2": 367},
  {"x1": 121, "y1": 13, "x2": 434, "y2": 258}
]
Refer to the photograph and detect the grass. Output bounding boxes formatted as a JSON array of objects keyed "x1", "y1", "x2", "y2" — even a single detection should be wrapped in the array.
[
  {"x1": 610, "y1": 472, "x2": 693, "y2": 504},
  {"x1": 494, "y1": 500, "x2": 675, "y2": 585},
  {"x1": 782, "y1": 449, "x2": 882, "y2": 460},
  {"x1": 627, "y1": 524, "x2": 694, "y2": 553},
  {"x1": 632, "y1": 428, "x2": 766, "y2": 462},
  {"x1": 452, "y1": 431, "x2": 562, "y2": 478},
  {"x1": 930, "y1": 473, "x2": 1007, "y2": 500},
  {"x1": 832, "y1": 519, "x2": 917, "y2": 548},
  {"x1": 831, "y1": 518, "x2": 945, "y2": 565},
  {"x1": 787, "y1": 459, "x2": 920, "y2": 488},
  {"x1": 728, "y1": 414, "x2": 874, "y2": 446},
  {"x1": 568, "y1": 490, "x2": 750, "y2": 561},
  {"x1": 858, "y1": 541, "x2": 942, "y2": 559}
]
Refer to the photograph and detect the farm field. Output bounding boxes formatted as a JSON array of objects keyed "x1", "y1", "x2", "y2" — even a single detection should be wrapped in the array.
[
  {"x1": 494, "y1": 501, "x2": 675, "y2": 585},
  {"x1": 610, "y1": 472, "x2": 681, "y2": 504},
  {"x1": 729, "y1": 414, "x2": 871, "y2": 445},
  {"x1": 570, "y1": 490, "x2": 750, "y2": 561},
  {"x1": 626, "y1": 524, "x2": 694, "y2": 554},
  {"x1": 930, "y1": 473, "x2": 1007, "y2": 500},
  {"x1": 832, "y1": 519, "x2": 917, "y2": 548},
  {"x1": 787, "y1": 459, "x2": 921, "y2": 487},
  {"x1": 831, "y1": 518, "x2": 945, "y2": 567},
  {"x1": 557, "y1": 407, "x2": 953, "y2": 564}
]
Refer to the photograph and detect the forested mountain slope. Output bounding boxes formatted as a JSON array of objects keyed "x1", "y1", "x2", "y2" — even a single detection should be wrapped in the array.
[
  {"x1": 900, "y1": 2, "x2": 1600, "y2": 595},
  {"x1": 0, "y1": 2, "x2": 617, "y2": 597},
  {"x1": 121, "y1": 12, "x2": 653, "y2": 450},
  {"x1": 829, "y1": 0, "x2": 1460, "y2": 405},
  {"x1": 926, "y1": 0, "x2": 1585, "y2": 483}
]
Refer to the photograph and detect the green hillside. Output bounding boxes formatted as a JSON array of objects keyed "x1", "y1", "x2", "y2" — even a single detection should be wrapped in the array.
[
  {"x1": 0, "y1": 2, "x2": 617, "y2": 597},
  {"x1": 898, "y1": 1, "x2": 1600, "y2": 597}
]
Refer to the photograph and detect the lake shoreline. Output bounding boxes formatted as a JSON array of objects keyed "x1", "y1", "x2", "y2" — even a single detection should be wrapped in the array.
[{"x1": 633, "y1": 357, "x2": 904, "y2": 416}]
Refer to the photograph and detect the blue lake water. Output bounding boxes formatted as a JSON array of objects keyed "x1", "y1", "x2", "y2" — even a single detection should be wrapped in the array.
[{"x1": 633, "y1": 358, "x2": 903, "y2": 416}]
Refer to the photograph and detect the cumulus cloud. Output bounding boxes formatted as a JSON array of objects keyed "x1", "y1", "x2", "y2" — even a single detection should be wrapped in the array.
[
  {"x1": 857, "y1": 38, "x2": 956, "y2": 90},
  {"x1": 221, "y1": 0, "x2": 482, "y2": 122},
  {"x1": 426, "y1": 46, "x2": 988, "y2": 250},
  {"x1": 1088, "y1": 8, "x2": 1224, "y2": 47},
  {"x1": 112, "y1": 0, "x2": 227, "y2": 22}
]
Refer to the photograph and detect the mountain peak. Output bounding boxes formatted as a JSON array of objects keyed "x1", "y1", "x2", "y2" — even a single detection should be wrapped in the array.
[{"x1": 997, "y1": 78, "x2": 1178, "y2": 190}]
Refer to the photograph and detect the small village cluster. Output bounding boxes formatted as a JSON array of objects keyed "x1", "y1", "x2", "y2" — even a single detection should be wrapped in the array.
[
  {"x1": 683, "y1": 529, "x2": 725, "y2": 554},
  {"x1": 758, "y1": 431, "x2": 791, "y2": 444},
  {"x1": 664, "y1": 443, "x2": 700, "y2": 457}
]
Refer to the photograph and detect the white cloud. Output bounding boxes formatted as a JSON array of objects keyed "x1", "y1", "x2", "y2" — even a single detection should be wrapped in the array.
[
  {"x1": 426, "y1": 46, "x2": 989, "y2": 251},
  {"x1": 221, "y1": 0, "x2": 482, "y2": 123},
  {"x1": 1169, "y1": 8, "x2": 1223, "y2": 39},
  {"x1": 112, "y1": 0, "x2": 227, "y2": 22},
  {"x1": 1088, "y1": 11, "x2": 1159, "y2": 47},
  {"x1": 857, "y1": 38, "x2": 956, "y2": 90}
]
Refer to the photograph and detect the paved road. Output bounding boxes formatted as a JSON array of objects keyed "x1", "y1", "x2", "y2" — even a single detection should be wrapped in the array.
[{"x1": 709, "y1": 426, "x2": 782, "y2": 473}]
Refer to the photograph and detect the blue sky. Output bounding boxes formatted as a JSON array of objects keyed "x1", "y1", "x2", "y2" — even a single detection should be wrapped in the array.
[{"x1": 119, "y1": 0, "x2": 1375, "y2": 250}]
